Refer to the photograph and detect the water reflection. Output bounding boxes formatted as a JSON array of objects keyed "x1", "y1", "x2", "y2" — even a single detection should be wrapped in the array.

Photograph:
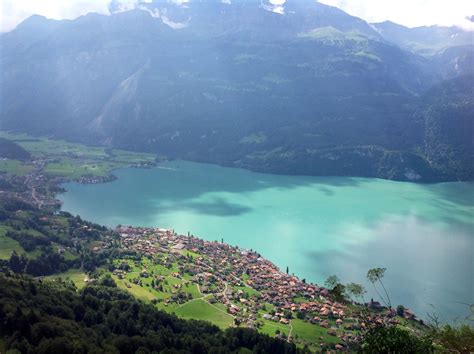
[{"x1": 59, "y1": 160, "x2": 474, "y2": 323}]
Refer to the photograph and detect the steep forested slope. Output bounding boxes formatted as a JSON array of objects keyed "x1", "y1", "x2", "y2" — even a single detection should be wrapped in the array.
[
  {"x1": 0, "y1": 274, "x2": 296, "y2": 353},
  {"x1": 0, "y1": 138, "x2": 30, "y2": 160}
]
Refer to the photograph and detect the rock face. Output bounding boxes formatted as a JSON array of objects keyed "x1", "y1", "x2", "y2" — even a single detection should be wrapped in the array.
[{"x1": 0, "y1": 0, "x2": 472, "y2": 181}]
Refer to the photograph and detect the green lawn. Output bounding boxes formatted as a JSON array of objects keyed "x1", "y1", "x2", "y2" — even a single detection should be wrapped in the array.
[
  {"x1": 298, "y1": 26, "x2": 369, "y2": 44},
  {"x1": 234, "y1": 285, "x2": 260, "y2": 297},
  {"x1": 0, "y1": 132, "x2": 108, "y2": 160},
  {"x1": 0, "y1": 130, "x2": 157, "y2": 179},
  {"x1": 259, "y1": 319, "x2": 290, "y2": 337},
  {"x1": 0, "y1": 225, "x2": 48, "y2": 260},
  {"x1": 178, "y1": 249, "x2": 202, "y2": 259},
  {"x1": 44, "y1": 269, "x2": 88, "y2": 289},
  {"x1": 61, "y1": 249, "x2": 78, "y2": 261},
  {"x1": 0, "y1": 226, "x2": 23, "y2": 259},
  {"x1": 112, "y1": 274, "x2": 157, "y2": 302},
  {"x1": 174, "y1": 299, "x2": 234, "y2": 329},
  {"x1": 184, "y1": 283, "x2": 202, "y2": 299},
  {"x1": 0, "y1": 159, "x2": 34, "y2": 175},
  {"x1": 44, "y1": 159, "x2": 117, "y2": 178},
  {"x1": 291, "y1": 319, "x2": 341, "y2": 345},
  {"x1": 110, "y1": 149, "x2": 156, "y2": 164}
]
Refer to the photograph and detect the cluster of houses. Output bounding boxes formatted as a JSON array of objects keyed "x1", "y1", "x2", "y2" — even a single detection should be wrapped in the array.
[
  {"x1": 111, "y1": 226, "x2": 417, "y2": 348},
  {"x1": 0, "y1": 172, "x2": 62, "y2": 210}
]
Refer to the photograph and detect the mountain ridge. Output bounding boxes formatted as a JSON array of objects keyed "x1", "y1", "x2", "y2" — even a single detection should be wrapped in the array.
[{"x1": 0, "y1": 1, "x2": 472, "y2": 182}]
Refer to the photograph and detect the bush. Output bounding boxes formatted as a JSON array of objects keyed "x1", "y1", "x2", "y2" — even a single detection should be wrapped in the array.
[{"x1": 361, "y1": 326, "x2": 432, "y2": 353}]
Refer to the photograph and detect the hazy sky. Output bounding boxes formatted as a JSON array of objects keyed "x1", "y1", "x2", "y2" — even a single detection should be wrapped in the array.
[{"x1": 1, "y1": 0, "x2": 473, "y2": 32}]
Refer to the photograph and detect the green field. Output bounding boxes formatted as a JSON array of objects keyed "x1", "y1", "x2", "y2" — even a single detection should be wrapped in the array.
[
  {"x1": 291, "y1": 319, "x2": 341, "y2": 345},
  {"x1": 0, "y1": 226, "x2": 23, "y2": 259},
  {"x1": 114, "y1": 258, "x2": 234, "y2": 328},
  {"x1": 45, "y1": 269, "x2": 88, "y2": 289},
  {"x1": 298, "y1": 26, "x2": 369, "y2": 43},
  {"x1": 259, "y1": 319, "x2": 291, "y2": 337},
  {"x1": 233, "y1": 285, "x2": 260, "y2": 297},
  {"x1": 174, "y1": 299, "x2": 234, "y2": 329},
  {"x1": 0, "y1": 159, "x2": 34, "y2": 175},
  {"x1": 112, "y1": 274, "x2": 157, "y2": 302},
  {"x1": 0, "y1": 131, "x2": 157, "y2": 179},
  {"x1": 43, "y1": 159, "x2": 121, "y2": 178},
  {"x1": 184, "y1": 283, "x2": 202, "y2": 299}
]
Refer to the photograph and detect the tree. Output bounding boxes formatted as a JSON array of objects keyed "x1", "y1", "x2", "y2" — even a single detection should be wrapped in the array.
[
  {"x1": 286, "y1": 266, "x2": 289, "y2": 274},
  {"x1": 435, "y1": 324, "x2": 474, "y2": 353},
  {"x1": 9, "y1": 251, "x2": 26, "y2": 273},
  {"x1": 367, "y1": 268, "x2": 391, "y2": 308},
  {"x1": 345, "y1": 283, "x2": 366, "y2": 304},
  {"x1": 361, "y1": 326, "x2": 432, "y2": 353},
  {"x1": 331, "y1": 283, "x2": 346, "y2": 303},
  {"x1": 396, "y1": 305, "x2": 405, "y2": 317},
  {"x1": 324, "y1": 275, "x2": 340, "y2": 290}
]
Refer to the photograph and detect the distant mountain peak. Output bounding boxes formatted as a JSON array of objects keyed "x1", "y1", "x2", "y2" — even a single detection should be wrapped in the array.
[{"x1": 16, "y1": 14, "x2": 51, "y2": 29}]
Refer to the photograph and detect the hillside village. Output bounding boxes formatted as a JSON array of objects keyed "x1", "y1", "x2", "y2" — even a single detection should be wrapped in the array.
[{"x1": 106, "y1": 226, "x2": 421, "y2": 349}]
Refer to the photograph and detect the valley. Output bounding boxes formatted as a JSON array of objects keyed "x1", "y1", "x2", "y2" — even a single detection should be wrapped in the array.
[
  {"x1": 0, "y1": 132, "x2": 438, "y2": 350},
  {"x1": 0, "y1": 1, "x2": 472, "y2": 351}
]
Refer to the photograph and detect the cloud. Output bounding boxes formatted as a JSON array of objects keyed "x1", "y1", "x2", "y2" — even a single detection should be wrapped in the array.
[
  {"x1": 0, "y1": 0, "x2": 194, "y2": 32},
  {"x1": 0, "y1": 0, "x2": 110, "y2": 32},
  {"x1": 2, "y1": 0, "x2": 473, "y2": 32},
  {"x1": 169, "y1": 0, "x2": 190, "y2": 5},
  {"x1": 318, "y1": 0, "x2": 474, "y2": 30}
]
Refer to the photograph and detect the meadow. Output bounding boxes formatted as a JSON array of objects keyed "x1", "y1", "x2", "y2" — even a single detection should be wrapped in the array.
[{"x1": 0, "y1": 131, "x2": 156, "y2": 178}]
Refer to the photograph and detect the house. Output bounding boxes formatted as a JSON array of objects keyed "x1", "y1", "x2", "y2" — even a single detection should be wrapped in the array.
[
  {"x1": 368, "y1": 299, "x2": 383, "y2": 310},
  {"x1": 320, "y1": 320, "x2": 330, "y2": 328},
  {"x1": 172, "y1": 243, "x2": 185, "y2": 251}
]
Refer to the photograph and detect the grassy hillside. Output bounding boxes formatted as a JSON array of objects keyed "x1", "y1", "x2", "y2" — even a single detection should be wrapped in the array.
[{"x1": 0, "y1": 273, "x2": 297, "y2": 353}]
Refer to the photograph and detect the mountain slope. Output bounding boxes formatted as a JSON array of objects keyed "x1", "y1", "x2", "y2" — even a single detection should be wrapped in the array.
[
  {"x1": 0, "y1": 138, "x2": 30, "y2": 160},
  {"x1": 372, "y1": 21, "x2": 473, "y2": 56},
  {"x1": 0, "y1": 273, "x2": 296, "y2": 353},
  {"x1": 417, "y1": 75, "x2": 474, "y2": 180},
  {"x1": 0, "y1": 0, "x2": 471, "y2": 181}
]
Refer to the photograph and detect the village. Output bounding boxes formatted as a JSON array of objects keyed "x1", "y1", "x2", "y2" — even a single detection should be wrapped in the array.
[{"x1": 106, "y1": 226, "x2": 420, "y2": 349}]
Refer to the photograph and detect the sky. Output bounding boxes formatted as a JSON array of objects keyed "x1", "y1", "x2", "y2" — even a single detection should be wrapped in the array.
[{"x1": 1, "y1": 0, "x2": 473, "y2": 32}]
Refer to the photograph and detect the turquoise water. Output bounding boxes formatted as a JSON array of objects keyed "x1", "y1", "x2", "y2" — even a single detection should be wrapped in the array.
[{"x1": 59, "y1": 160, "x2": 473, "y2": 322}]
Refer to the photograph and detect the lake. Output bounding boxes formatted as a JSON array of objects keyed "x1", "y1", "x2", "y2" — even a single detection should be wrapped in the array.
[{"x1": 59, "y1": 160, "x2": 473, "y2": 323}]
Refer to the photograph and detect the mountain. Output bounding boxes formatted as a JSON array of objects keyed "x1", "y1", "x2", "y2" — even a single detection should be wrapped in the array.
[
  {"x1": 372, "y1": 21, "x2": 473, "y2": 56},
  {"x1": 416, "y1": 75, "x2": 474, "y2": 180},
  {"x1": 429, "y1": 45, "x2": 474, "y2": 80},
  {"x1": 0, "y1": 0, "x2": 472, "y2": 182}
]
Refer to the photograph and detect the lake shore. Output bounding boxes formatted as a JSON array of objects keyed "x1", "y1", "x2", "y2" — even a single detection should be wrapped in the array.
[{"x1": 59, "y1": 160, "x2": 474, "y2": 323}]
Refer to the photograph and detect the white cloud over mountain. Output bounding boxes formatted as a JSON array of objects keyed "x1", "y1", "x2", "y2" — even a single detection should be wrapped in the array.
[
  {"x1": 318, "y1": 0, "x2": 474, "y2": 30},
  {"x1": 1, "y1": 0, "x2": 473, "y2": 32}
]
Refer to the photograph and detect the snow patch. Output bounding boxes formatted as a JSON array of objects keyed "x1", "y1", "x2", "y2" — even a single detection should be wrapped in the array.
[{"x1": 261, "y1": 0, "x2": 286, "y2": 15}]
